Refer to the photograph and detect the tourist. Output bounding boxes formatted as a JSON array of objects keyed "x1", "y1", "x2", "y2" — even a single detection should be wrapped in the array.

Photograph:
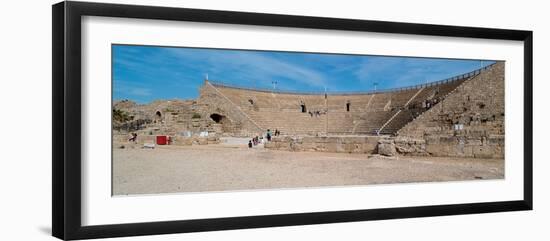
[
  {"x1": 267, "y1": 129, "x2": 272, "y2": 141},
  {"x1": 248, "y1": 140, "x2": 253, "y2": 148},
  {"x1": 128, "y1": 133, "x2": 137, "y2": 142}
]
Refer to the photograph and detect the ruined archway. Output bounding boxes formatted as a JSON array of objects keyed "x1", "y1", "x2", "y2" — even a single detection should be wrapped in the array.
[
  {"x1": 210, "y1": 113, "x2": 232, "y2": 132},
  {"x1": 153, "y1": 110, "x2": 163, "y2": 123},
  {"x1": 210, "y1": 113, "x2": 224, "y2": 123}
]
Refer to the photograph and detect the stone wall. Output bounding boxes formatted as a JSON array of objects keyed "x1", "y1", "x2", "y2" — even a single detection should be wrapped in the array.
[
  {"x1": 113, "y1": 99, "x2": 214, "y2": 135},
  {"x1": 170, "y1": 136, "x2": 221, "y2": 146},
  {"x1": 397, "y1": 62, "x2": 505, "y2": 158},
  {"x1": 113, "y1": 82, "x2": 265, "y2": 138},
  {"x1": 264, "y1": 136, "x2": 381, "y2": 154},
  {"x1": 197, "y1": 81, "x2": 264, "y2": 137},
  {"x1": 113, "y1": 133, "x2": 220, "y2": 146}
]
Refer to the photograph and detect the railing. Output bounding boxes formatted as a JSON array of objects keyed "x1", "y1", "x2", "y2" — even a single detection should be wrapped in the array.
[{"x1": 208, "y1": 62, "x2": 496, "y2": 96}]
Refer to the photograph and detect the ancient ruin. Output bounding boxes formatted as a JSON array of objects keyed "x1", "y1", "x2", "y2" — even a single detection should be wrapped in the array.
[{"x1": 113, "y1": 61, "x2": 504, "y2": 158}]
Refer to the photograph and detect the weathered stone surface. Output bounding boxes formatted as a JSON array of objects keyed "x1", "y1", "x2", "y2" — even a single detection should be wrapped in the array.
[
  {"x1": 397, "y1": 62, "x2": 505, "y2": 158},
  {"x1": 196, "y1": 138, "x2": 208, "y2": 145},
  {"x1": 377, "y1": 141, "x2": 396, "y2": 156},
  {"x1": 377, "y1": 139, "x2": 396, "y2": 156},
  {"x1": 172, "y1": 137, "x2": 193, "y2": 146},
  {"x1": 473, "y1": 146, "x2": 494, "y2": 159},
  {"x1": 394, "y1": 137, "x2": 427, "y2": 155},
  {"x1": 265, "y1": 136, "x2": 382, "y2": 154}
]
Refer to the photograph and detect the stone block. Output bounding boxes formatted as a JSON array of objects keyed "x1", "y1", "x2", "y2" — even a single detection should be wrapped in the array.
[
  {"x1": 439, "y1": 136, "x2": 457, "y2": 144},
  {"x1": 487, "y1": 135, "x2": 505, "y2": 145},
  {"x1": 466, "y1": 138, "x2": 482, "y2": 146},
  {"x1": 173, "y1": 137, "x2": 193, "y2": 146},
  {"x1": 378, "y1": 142, "x2": 396, "y2": 156},
  {"x1": 325, "y1": 142, "x2": 339, "y2": 152},
  {"x1": 426, "y1": 144, "x2": 449, "y2": 156},
  {"x1": 473, "y1": 146, "x2": 494, "y2": 159}
]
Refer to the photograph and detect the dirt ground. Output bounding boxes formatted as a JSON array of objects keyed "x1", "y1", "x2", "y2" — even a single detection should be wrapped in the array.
[{"x1": 112, "y1": 138, "x2": 504, "y2": 195}]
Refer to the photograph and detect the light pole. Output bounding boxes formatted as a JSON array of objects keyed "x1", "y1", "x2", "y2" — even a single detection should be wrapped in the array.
[
  {"x1": 325, "y1": 86, "x2": 328, "y2": 135},
  {"x1": 272, "y1": 80, "x2": 278, "y2": 92}
]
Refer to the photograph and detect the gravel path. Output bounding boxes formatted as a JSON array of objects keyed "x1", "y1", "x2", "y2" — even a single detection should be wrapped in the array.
[{"x1": 112, "y1": 144, "x2": 504, "y2": 195}]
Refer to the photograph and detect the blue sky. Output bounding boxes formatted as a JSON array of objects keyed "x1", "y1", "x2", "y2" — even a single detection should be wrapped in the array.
[{"x1": 113, "y1": 45, "x2": 494, "y2": 104}]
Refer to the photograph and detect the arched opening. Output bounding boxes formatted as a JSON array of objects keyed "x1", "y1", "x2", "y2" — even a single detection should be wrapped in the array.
[
  {"x1": 210, "y1": 113, "x2": 224, "y2": 123},
  {"x1": 153, "y1": 111, "x2": 163, "y2": 124},
  {"x1": 346, "y1": 102, "x2": 350, "y2": 112},
  {"x1": 300, "y1": 104, "x2": 306, "y2": 113},
  {"x1": 210, "y1": 113, "x2": 232, "y2": 133}
]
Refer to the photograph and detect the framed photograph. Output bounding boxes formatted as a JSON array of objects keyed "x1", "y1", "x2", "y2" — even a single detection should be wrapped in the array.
[{"x1": 52, "y1": 1, "x2": 533, "y2": 240}]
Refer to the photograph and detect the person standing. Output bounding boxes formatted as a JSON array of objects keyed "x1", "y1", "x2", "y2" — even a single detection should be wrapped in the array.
[
  {"x1": 266, "y1": 129, "x2": 272, "y2": 141},
  {"x1": 128, "y1": 133, "x2": 137, "y2": 142}
]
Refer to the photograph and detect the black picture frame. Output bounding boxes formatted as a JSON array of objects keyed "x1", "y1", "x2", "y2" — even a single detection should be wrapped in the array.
[{"x1": 52, "y1": 1, "x2": 533, "y2": 240}]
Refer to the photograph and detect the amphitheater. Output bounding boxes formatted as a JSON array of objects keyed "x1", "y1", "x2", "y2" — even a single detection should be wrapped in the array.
[{"x1": 114, "y1": 61, "x2": 504, "y2": 159}]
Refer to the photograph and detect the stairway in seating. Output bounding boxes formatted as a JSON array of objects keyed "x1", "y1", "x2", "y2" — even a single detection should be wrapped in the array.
[
  {"x1": 377, "y1": 87, "x2": 425, "y2": 135},
  {"x1": 351, "y1": 94, "x2": 374, "y2": 134},
  {"x1": 207, "y1": 82, "x2": 264, "y2": 132},
  {"x1": 395, "y1": 73, "x2": 480, "y2": 135}
]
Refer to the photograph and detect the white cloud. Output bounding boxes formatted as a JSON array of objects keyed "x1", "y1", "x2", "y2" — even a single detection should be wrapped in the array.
[{"x1": 166, "y1": 48, "x2": 328, "y2": 88}]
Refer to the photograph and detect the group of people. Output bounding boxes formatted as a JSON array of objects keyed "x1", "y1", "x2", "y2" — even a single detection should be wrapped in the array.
[
  {"x1": 308, "y1": 110, "x2": 326, "y2": 117},
  {"x1": 423, "y1": 98, "x2": 440, "y2": 109},
  {"x1": 266, "y1": 129, "x2": 281, "y2": 141},
  {"x1": 248, "y1": 129, "x2": 281, "y2": 148},
  {"x1": 248, "y1": 136, "x2": 261, "y2": 148}
]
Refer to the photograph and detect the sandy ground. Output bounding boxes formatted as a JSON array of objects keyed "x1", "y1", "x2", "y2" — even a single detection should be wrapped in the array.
[{"x1": 113, "y1": 139, "x2": 504, "y2": 195}]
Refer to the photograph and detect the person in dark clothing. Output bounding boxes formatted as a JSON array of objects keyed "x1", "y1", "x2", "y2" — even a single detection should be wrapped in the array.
[
  {"x1": 248, "y1": 140, "x2": 253, "y2": 148},
  {"x1": 266, "y1": 129, "x2": 272, "y2": 141},
  {"x1": 128, "y1": 133, "x2": 137, "y2": 142}
]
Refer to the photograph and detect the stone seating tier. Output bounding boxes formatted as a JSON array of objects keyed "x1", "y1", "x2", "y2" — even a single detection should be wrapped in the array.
[{"x1": 209, "y1": 74, "x2": 473, "y2": 135}]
